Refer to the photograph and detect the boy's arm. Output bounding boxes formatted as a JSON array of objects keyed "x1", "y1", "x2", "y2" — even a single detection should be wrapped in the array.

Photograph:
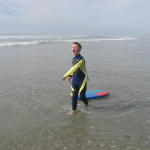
[{"x1": 61, "y1": 59, "x2": 83, "y2": 80}]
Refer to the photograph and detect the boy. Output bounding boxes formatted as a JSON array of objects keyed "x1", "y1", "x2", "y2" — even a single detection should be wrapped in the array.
[{"x1": 61, "y1": 42, "x2": 88, "y2": 115}]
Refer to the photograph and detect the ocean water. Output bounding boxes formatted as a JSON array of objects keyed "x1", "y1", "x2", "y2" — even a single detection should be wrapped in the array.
[{"x1": 0, "y1": 35, "x2": 150, "y2": 150}]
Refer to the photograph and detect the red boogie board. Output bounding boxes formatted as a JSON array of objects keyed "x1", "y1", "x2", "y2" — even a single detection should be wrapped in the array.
[{"x1": 78, "y1": 89, "x2": 109, "y2": 100}]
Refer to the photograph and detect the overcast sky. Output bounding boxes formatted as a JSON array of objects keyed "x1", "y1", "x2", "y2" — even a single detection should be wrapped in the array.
[{"x1": 0, "y1": 0, "x2": 149, "y2": 36}]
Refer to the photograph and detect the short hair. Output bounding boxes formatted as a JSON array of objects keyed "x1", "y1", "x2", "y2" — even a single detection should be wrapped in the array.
[{"x1": 72, "y1": 42, "x2": 82, "y2": 50}]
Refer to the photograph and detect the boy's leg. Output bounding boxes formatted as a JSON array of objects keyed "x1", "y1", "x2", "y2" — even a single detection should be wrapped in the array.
[
  {"x1": 80, "y1": 84, "x2": 88, "y2": 106},
  {"x1": 71, "y1": 81, "x2": 79, "y2": 111},
  {"x1": 72, "y1": 90, "x2": 78, "y2": 110},
  {"x1": 68, "y1": 86, "x2": 79, "y2": 115}
]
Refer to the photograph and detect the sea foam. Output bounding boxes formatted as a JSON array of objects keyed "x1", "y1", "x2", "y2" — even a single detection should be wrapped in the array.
[{"x1": 0, "y1": 35, "x2": 137, "y2": 47}]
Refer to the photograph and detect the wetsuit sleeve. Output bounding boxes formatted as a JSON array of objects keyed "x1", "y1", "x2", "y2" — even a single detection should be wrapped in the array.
[{"x1": 63, "y1": 59, "x2": 84, "y2": 78}]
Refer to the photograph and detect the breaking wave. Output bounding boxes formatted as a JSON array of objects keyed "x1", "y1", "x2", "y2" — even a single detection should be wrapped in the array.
[
  {"x1": 0, "y1": 35, "x2": 138, "y2": 47},
  {"x1": 0, "y1": 40, "x2": 50, "y2": 47}
]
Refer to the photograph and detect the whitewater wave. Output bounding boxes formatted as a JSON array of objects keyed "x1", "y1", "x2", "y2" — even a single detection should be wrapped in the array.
[
  {"x1": 0, "y1": 35, "x2": 138, "y2": 47},
  {"x1": 57, "y1": 37, "x2": 137, "y2": 42},
  {"x1": 0, "y1": 40, "x2": 51, "y2": 47},
  {"x1": 0, "y1": 34, "x2": 89, "y2": 39}
]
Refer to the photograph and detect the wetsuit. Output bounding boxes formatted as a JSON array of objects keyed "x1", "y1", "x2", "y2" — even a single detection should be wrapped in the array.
[{"x1": 63, "y1": 54, "x2": 88, "y2": 110}]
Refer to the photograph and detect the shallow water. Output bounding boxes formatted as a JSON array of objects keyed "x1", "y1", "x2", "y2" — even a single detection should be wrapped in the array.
[{"x1": 0, "y1": 38, "x2": 150, "y2": 150}]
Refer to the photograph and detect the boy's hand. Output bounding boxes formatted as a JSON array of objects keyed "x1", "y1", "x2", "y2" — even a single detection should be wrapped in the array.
[
  {"x1": 68, "y1": 76, "x2": 72, "y2": 81},
  {"x1": 60, "y1": 76, "x2": 72, "y2": 81},
  {"x1": 60, "y1": 76, "x2": 66, "y2": 80}
]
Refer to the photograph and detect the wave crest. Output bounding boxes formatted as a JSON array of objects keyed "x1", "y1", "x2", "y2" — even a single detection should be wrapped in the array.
[
  {"x1": 0, "y1": 40, "x2": 51, "y2": 47},
  {"x1": 0, "y1": 35, "x2": 137, "y2": 47}
]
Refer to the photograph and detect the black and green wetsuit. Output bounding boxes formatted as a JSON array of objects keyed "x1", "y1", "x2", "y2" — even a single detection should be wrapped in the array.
[{"x1": 63, "y1": 54, "x2": 88, "y2": 110}]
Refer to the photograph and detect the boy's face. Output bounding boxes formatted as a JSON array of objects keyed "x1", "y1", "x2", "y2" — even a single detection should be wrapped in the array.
[{"x1": 71, "y1": 44, "x2": 80, "y2": 56}]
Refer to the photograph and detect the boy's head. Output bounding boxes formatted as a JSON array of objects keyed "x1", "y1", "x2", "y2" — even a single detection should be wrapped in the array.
[{"x1": 71, "y1": 42, "x2": 82, "y2": 56}]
